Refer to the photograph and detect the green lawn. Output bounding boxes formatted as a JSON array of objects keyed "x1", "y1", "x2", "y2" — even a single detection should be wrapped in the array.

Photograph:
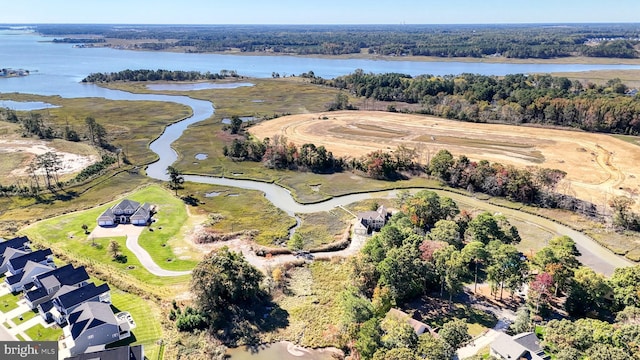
[
  {"x1": 25, "y1": 323, "x2": 63, "y2": 341},
  {"x1": 16, "y1": 334, "x2": 25, "y2": 341},
  {"x1": 0, "y1": 292, "x2": 21, "y2": 313},
  {"x1": 109, "y1": 289, "x2": 163, "y2": 359},
  {"x1": 20, "y1": 185, "x2": 193, "y2": 289},
  {"x1": 12, "y1": 309, "x2": 38, "y2": 325}
]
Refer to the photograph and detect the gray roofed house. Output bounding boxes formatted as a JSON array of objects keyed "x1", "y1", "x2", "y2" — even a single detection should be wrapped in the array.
[
  {"x1": 63, "y1": 301, "x2": 132, "y2": 356},
  {"x1": 6, "y1": 248, "x2": 54, "y2": 276},
  {"x1": 355, "y1": 205, "x2": 390, "y2": 234},
  {"x1": 97, "y1": 199, "x2": 153, "y2": 226},
  {"x1": 0, "y1": 247, "x2": 30, "y2": 273},
  {"x1": 490, "y1": 332, "x2": 549, "y2": 360},
  {"x1": 386, "y1": 308, "x2": 436, "y2": 336},
  {"x1": 25, "y1": 264, "x2": 90, "y2": 309},
  {"x1": 42, "y1": 282, "x2": 111, "y2": 325},
  {"x1": 0, "y1": 236, "x2": 31, "y2": 272},
  {"x1": 5, "y1": 260, "x2": 56, "y2": 293},
  {"x1": 63, "y1": 345, "x2": 144, "y2": 360}
]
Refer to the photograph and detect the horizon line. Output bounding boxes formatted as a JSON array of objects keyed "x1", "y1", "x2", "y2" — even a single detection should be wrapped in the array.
[{"x1": 2, "y1": 21, "x2": 640, "y2": 26}]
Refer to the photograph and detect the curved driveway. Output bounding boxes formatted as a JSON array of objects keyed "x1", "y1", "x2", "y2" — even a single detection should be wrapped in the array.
[{"x1": 90, "y1": 225, "x2": 191, "y2": 277}]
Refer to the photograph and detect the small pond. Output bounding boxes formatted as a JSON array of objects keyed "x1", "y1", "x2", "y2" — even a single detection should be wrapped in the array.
[
  {"x1": 204, "y1": 191, "x2": 220, "y2": 197},
  {"x1": 251, "y1": 99, "x2": 265, "y2": 103},
  {"x1": 221, "y1": 116, "x2": 256, "y2": 124},
  {"x1": 195, "y1": 153, "x2": 208, "y2": 160},
  {"x1": 146, "y1": 82, "x2": 254, "y2": 91},
  {"x1": 0, "y1": 100, "x2": 59, "y2": 111}
]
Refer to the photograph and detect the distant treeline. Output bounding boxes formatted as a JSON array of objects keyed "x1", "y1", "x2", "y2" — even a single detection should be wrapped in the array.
[
  {"x1": 37, "y1": 23, "x2": 640, "y2": 59},
  {"x1": 52, "y1": 38, "x2": 105, "y2": 44},
  {"x1": 312, "y1": 71, "x2": 640, "y2": 134},
  {"x1": 81, "y1": 69, "x2": 239, "y2": 83}
]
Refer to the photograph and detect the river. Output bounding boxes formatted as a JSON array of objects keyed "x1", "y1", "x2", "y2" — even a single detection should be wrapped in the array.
[{"x1": 1, "y1": 29, "x2": 636, "y2": 359}]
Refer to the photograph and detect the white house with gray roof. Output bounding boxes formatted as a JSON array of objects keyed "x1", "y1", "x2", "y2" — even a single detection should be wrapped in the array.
[
  {"x1": 97, "y1": 199, "x2": 153, "y2": 226},
  {"x1": 64, "y1": 301, "x2": 134, "y2": 356},
  {"x1": 490, "y1": 332, "x2": 549, "y2": 360}
]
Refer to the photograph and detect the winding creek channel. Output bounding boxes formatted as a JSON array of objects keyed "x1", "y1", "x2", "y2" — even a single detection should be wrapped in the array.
[{"x1": 138, "y1": 86, "x2": 633, "y2": 277}]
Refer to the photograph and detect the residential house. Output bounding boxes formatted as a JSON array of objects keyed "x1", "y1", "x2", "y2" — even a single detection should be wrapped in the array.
[
  {"x1": 39, "y1": 282, "x2": 111, "y2": 325},
  {"x1": 25, "y1": 264, "x2": 90, "y2": 310},
  {"x1": 64, "y1": 345, "x2": 144, "y2": 360},
  {"x1": 490, "y1": 332, "x2": 549, "y2": 360},
  {"x1": 385, "y1": 308, "x2": 436, "y2": 336},
  {"x1": 5, "y1": 248, "x2": 54, "y2": 277},
  {"x1": 97, "y1": 199, "x2": 152, "y2": 226},
  {"x1": 63, "y1": 301, "x2": 133, "y2": 356},
  {"x1": 355, "y1": 205, "x2": 390, "y2": 235},
  {"x1": 6, "y1": 260, "x2": 56, "y2": 293},
  {"x1": 0, "y1": 236, "x2": 32, "y2": 273}
]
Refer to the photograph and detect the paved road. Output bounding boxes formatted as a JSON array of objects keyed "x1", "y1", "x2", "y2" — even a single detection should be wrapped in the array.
[
  {"x1": 428, "y1": 190, "x2": 634, "y2": 276},
  {"x1": 0, "y1": 325, "x2": 16, "y2": 341},
  {"x1": 125, "y1": 232, "x2": 192, "y2": 277},
  {"x1": 91, "y1": 225, "x2": 191, "y2": 277}
]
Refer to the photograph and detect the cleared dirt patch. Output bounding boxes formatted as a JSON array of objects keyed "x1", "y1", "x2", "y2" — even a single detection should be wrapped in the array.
[
  {"x1": 0, "y1": 139, "x2": 99, "y2": 180},
  {"x1": 250, "y1": 110, "x2": 640, "y2": 210}
]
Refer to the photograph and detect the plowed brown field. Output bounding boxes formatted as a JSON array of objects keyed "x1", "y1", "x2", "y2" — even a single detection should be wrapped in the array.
[{"x1": 250, "y1": 111, "x2": 640, "y2": 210}]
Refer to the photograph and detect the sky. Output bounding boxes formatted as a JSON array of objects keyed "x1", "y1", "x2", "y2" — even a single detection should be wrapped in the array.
[{"x1": 1, "y1": 0, "x2": 639, "y2": 25}]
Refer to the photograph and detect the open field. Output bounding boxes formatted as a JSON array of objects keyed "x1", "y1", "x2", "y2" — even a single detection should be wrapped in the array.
[{"x1": 250, "y1": 110, "x2": 640, "y2": 211}]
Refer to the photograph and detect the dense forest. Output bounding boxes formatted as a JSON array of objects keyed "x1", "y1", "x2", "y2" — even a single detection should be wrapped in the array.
[
  {"x1": 312, "y1": 71, "x2": 640, "y2": 134},
  {"x1": 37, "y1": 23, "x2": 640, "y2": 59},
  {"x1": 81, "y1": 69, "x2": 239, "y2": 82}
]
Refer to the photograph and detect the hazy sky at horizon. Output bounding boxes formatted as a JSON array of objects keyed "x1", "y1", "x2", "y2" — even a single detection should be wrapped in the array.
[{"x1": 2, "y1": 0, "x2": 639, "y2": 25}]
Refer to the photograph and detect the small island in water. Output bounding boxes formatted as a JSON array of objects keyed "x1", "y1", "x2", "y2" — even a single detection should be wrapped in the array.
[{"x1": 0, "y1": 68, "x2": 29, "y2": 78}]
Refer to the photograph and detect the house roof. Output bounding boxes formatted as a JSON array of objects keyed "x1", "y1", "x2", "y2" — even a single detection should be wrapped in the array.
[
  {"x1": 358, "y1": 205, "x2": 389, "y2": 222},
  {"x1": 56, "y1": 283, "x2": 110, "y2": 310},
  {"x1": 39, "y1": 299, "x2": 54, "y2": 313},
  {"x1": 1, "y1": 247, "x2": 29, "y2": 267},
  {"x1": 68, "y1": 301, "x2": 118, "y2": 340},
  {"x1": 491, "y1": 332, "x2": 546, "y2": 360},
  {"x1": 36, "y1": 264, "x2": 89, "y2": 292},
  {"x1": 386, "y1": 308, "x2": 434, "y2": 336},
  {"x1": 130, "y1": 202, "x2": 151, "y2": 220},
  {"x1": 112, "y1": 199, "x2": 140, "y2": 213},
  {"x1": 25, "y1": 286, "x2": 48, "y2": 303},
  {"x1": 6, "y1": 261, "x2": 54, "y2": 285},
  {"x1": 63, "y1": 345, "x2": 144, "y2": 360},
  {"x1": 0, "y1": 236, "x2": 30, "y2": 254},
  {"x1": 98, "y1": 208, "x2": 115, "y2": 221},
  {"x1": 8, "y1": 248, "x2": 52, "y2": 272}
]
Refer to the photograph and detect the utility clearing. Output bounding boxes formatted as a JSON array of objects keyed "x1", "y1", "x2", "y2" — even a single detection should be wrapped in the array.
[{"x1": 250, "y1": 110, "x2": 640, "y2": 210}]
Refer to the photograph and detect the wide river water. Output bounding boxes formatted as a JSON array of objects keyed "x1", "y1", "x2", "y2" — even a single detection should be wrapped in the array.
[{"x1": 1, "y1": 29, "x2": 636, "y2": 358}]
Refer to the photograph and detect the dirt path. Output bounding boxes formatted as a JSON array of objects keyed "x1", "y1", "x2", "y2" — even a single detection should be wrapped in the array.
[{"x1": 201, "y1": 220, "x2": 367, "y2": 272}]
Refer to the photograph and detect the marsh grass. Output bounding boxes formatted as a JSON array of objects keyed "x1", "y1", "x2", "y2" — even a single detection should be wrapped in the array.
[
  {"x1": 295, "y1": 209, "x2": 352, "y2": 249},
  {"x1": 265, "y1": 260, "x2": 350, "y2": 348},
  {"x1": 181, "y1": 182, "x2": 296, "y2": 246},
  {"x1": 0, "y1": 93, "x2": 192, "y2": 165}
]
